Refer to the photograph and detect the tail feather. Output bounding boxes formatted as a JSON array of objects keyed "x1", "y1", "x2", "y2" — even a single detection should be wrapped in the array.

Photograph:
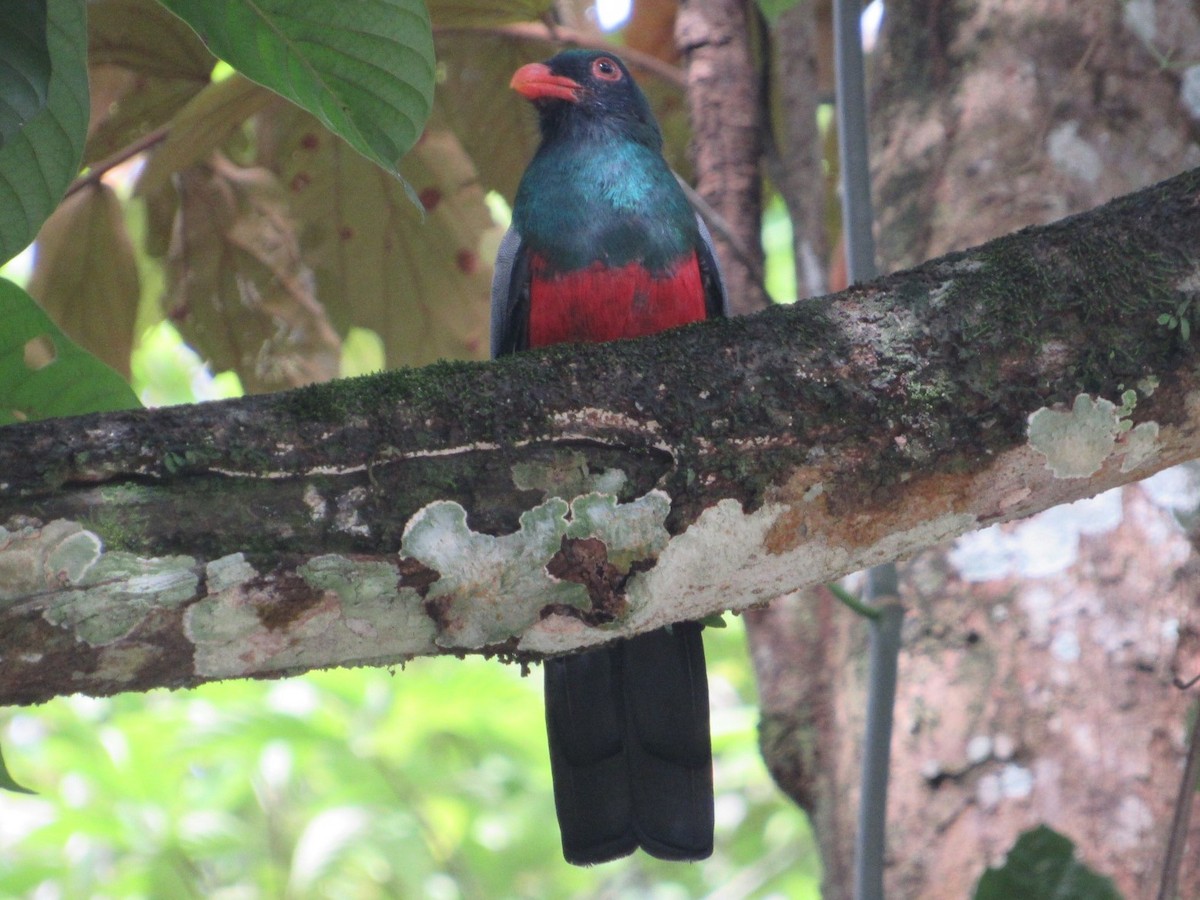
[
  {"x1": 544, "y1": 647, "x2": 637, "y2": 864},
  {"x1": 623, "y1": 623, "x2": 714, "y2": 861},
  {"x1": 543, "y1": 624, "x2": 713, "y2": 865}
]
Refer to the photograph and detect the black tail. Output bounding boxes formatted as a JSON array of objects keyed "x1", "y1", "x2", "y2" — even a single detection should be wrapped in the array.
[{"x1": 543, "y1": 623, "x2": 713, "y2": 865}]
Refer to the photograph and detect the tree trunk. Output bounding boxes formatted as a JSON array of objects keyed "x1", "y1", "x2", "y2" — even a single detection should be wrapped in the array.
[
  {"x1": 676, "y1": 0, "x2": 768, "y2": 314},
  {"x1": 760, "y1": 1, "x2": 1200, "y2": 896}
]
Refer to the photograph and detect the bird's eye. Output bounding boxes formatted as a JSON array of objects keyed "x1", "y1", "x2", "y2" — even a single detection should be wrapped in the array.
[{"x1": 591, "y1": 57, "x2": 622, "y2": 82}]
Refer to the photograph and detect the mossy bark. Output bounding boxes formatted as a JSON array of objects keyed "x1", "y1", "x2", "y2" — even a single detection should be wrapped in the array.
[{"x1": 1, "y1": 166, "x2": 1199, "y2": 708}]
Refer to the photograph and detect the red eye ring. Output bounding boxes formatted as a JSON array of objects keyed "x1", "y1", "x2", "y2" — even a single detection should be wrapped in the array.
[{"x1": 591, "y1": 57, "x2": 622, "y2": 82}]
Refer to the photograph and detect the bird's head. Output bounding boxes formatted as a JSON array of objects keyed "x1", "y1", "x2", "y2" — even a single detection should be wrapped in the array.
[{"x1": 510, "y1": 50, "x2": 661, "y2": 148}]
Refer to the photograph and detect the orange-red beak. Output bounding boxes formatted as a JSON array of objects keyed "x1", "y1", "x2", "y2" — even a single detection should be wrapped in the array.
[{"x1": 510, "y1": 63, "x2": 582, "y2": 102}]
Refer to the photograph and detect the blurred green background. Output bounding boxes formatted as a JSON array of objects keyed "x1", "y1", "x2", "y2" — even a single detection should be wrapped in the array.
[{"x1": 0, "y1": 621, "x2": 818, "y2": 898}]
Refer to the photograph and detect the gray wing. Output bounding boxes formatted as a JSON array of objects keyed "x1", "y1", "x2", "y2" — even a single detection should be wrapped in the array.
[
  {"x1": 490, "y1": 227, "x2": 530, "y2": 358},
  {"x1": 694, "y1": 214, "x2": 729, "y2": 319}
]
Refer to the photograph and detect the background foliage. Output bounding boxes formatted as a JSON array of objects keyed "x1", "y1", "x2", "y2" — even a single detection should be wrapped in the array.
[
  {"x1": 0, "y1": 0, "x2": 819, "y2": 895},
  {"x1": 1, "y1": 622, "x2": 818, "y2": 897}
]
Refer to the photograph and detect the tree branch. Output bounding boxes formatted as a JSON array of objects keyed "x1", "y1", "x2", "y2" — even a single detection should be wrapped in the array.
[{"x1": 2, "y1": 167, "x2": 1199, "y2": 705}]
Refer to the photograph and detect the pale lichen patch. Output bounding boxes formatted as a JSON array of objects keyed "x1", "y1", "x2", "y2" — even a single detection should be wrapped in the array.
[
  {"x1": 185, "y1": 581, "x2": 339, "y2": 676},
  {"x1": 0, "y1": 518, "x2": 197, "y2": 645},
  {"x1": 521, "y1": 498, "x2": 975, "y2": 653},
  {"x1": 1119, "y1": 422, "x2": 1160, "y2": 473},
  {"x1": 45, "y1": 527, "x2": 103, "y2": 585},
  {"x1": 45, "y1": 552, "x2": 198, "y2": 646},
  {"x1": 1028, "y1": 392, "x2": 1161, "y2": 478},
  {"x1": 565, "y1": 491, "x2": 670, "y2": 572},
  {"x1": 0, "y1": 520, "x2": 103, "y2": 603},
  {"x1": 302, "y1": 484, "x2": 328, "y2": 521},
  {"x1": 297, "y1": 555, "x2": 434, "y2": 651},
  {"x1": 1028, "y1": 394, "x2": 1120, "y2": 478},
  {"x1": 511, "y1": 450, "x2": 627, "y2": 499},
  {"x1": 89, "y1": 643, "x2": 158, "y2": 685},
  {"x1": 186, "y1": 554, "x2": 432, "y2": 677},
  {"x1": 334, "y1": 486, "x2": 371, "y2": 537},
  {"x1": 624, "y1": 501, "x2": 802, "y2": 626},
  {"x1": 402, "y1": 491, "x2": 674, "y2": 649},
  {"x1": 402, "y1": 499, "x2": 585, "y2": 648},
  {"x1": 206, "y1": 553, "x2": 258, "y2": 592}
]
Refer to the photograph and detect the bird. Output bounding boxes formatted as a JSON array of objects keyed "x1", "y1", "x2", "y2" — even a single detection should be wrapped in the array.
[{"x1": 491, "y1": 49, "x2": 728, "y2": 866}]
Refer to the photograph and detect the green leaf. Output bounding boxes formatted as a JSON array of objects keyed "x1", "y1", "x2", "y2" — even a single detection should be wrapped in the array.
[
  {"x1": 157, "y1": 0, "x2": 435, "y2": 178},
  {"x1": 754, "y1": 0, "x2": 803, "y2": 22},
  {"x1": 1181, "y1": 317, "x2": 1191, "y2": 341},
  {"x1": 0, "y1": 742, "x2": 36, "y2": 794},
  {"x1": 0, "y1": 0, "x2": 51, "y2": 150},
  {"x1": 974, "y1": 825, "x2": 1122, "y2": 900},
  {"x1": 426, "y1": 0, "x2": 552, "y2": 28},
  {"x1": 0, "y1": 0, "x2": 89, "y2": 265},
  {"x1": 0, "y1": 277, "x2": 140, "y2": 425}
]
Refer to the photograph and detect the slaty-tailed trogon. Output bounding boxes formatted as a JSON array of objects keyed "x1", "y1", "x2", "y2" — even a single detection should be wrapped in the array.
[{"x1": 491, "y1": 49, "x2": 728, "y2": 865}]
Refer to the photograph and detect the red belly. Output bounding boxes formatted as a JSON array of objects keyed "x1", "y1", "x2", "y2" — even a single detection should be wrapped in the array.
[{"x1": 528, "y1": 252, "x2": 706, "y2": 348}]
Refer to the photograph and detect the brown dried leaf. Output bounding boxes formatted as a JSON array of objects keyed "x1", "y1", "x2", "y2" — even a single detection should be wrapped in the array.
[
  {"x1": 135, "y1": 75, "x2": 274, "y2": 198},
  {"x1": 85, "y1": 0, "x2": 215, "y2": 163},
  {"x1": 141, "y1": 176, "x2": 179, "y2": 260},
  {"x1": 256, "y1": 101, "x2": 493, "y2": 366},
  {"x1": 88, "y1": 0, "x2": 214, "y2": 75},
  {"x1": 26, "y1": 184, "x2": 140, "y2": 378},
  {"x1": 166, "y1": 157, "x2": 341, "y2": 392}
]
